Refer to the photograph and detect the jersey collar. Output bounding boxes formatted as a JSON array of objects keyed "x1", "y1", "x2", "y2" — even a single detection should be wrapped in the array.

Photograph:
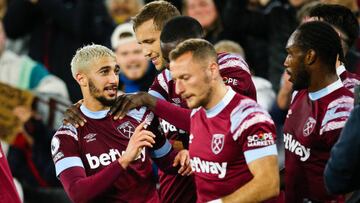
[
  {"x1": 308, "y1": 79, "x2": 343, "y2": 101},
  {"x1": 336, "y1": 64, "x2": 346, "y2": 76},
  {"x1": 206, "y1": 87, "x2": 236, "y2": 118},
  {"x1": 80, "y1": 105, "x2": 109, "y2": 119}
]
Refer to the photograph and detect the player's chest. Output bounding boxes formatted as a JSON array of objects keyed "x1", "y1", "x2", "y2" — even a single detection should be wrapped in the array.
[
  {"x1": 78, "y1": 121, "x2": 146, "y2": 170},
  {"x1": 189, "y1": 118, "x2": 240, "y2": 162},
  {"x1": 283, "y1": 98, "x2": 324, "y2": 148}
]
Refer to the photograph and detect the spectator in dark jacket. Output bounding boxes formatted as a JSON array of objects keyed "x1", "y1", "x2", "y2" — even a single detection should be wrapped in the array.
[{"x1": 3, "y1": 0, "x2": 115, "y2": 102}]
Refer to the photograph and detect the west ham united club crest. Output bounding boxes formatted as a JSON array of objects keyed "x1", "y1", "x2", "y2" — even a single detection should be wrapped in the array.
[
  {"x1": 117, "y1": 121, "x2": 135, "y2": 139},
  {"x1": 211, "y1": 134, "x2": 225, "y2": 154},
  {"x1": 303, "y1": 117, "x2": 316, "y2": 137}
]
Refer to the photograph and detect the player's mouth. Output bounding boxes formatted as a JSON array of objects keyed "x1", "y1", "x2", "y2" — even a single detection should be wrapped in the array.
[{"x1": 104, "y1": 85, "x2": 117, "y2": 97}]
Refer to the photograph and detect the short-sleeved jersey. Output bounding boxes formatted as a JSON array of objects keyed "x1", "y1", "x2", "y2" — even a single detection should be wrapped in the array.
[
  {"x1": 189, "y1": 88, "x2": 277, "y2": 202},
  {"x1": 283, "y1": 79, "x2": 354, "y2": 203},
  {"x1": 51, "y1": 105, "x2": 166, "y2": 202},
  {"x1": 337, "y1": 65, "x2": 360, "y2": 93},
  {"x1": 0, "y1": 145, "x2": 21, "y2": 203},
  {"x1": 148, "y1": 52, "x2": 256, "y2": 203}
]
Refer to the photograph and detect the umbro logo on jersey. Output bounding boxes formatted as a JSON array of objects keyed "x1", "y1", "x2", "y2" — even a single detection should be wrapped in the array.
[{"x1": 84, "y1": 133, "x2": 97, "y2": 143}]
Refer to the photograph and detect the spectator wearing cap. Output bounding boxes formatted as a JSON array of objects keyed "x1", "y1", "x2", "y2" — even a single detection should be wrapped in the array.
[{"x1": 111, "y1": 22, "x2": 158, "y2": 93}]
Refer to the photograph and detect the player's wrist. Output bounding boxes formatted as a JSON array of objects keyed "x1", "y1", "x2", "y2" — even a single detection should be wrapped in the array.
[
  {"x1": 140, "y1": 92, "x2": 156, "y2": 109},
  {"x1": 118, "y1": 156, "x2": 131, "y2": 169}
]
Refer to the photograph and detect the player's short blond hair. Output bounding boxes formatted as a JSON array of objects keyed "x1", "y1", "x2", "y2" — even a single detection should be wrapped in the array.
[
  {"x1": 169, "y1": 38, "x2": 217, "y2": 65},
  {"x1": 71, "y1": 44, "x2": 116, "y2": 78},
  {"x1": 132, "y1": 1, "x2": 180, "y2": 31}
]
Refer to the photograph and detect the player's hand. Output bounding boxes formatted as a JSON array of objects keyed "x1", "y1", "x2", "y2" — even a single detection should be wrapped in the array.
[
  {"x1": 109, "y1": 92, "x2": 156, "y2": 120},
  {"x1": 63, "y1": 100, "x2": 86, "y2": 128},
  {"x1": 121, "y1": 122, "x2": 155, "y2": 168},
  {"x1": 173, "y1": 149, "x2": 193, "y2": 176}
]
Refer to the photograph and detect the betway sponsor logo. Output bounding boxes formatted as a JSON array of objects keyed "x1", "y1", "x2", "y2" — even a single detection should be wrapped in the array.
[
  {"x1": 86, "y1": 148, "x2": 145, "y2": 169},
  {"x1": 190, "y1": 157, "x2": 227, "y2": 179},
  {"x1": 284, "y1": 133, "x2": 310, "y2": 161},
  {"x1": 247, "y1": 133, "x2": 274, "y2": 147}
]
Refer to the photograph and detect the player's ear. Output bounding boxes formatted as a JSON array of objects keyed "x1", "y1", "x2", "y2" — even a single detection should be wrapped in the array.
[
  {"x1": 305, "y1": 49, "x2": 316, "y2": 66},
  {"x1": 209, "y1": 61, "x2": 219, "y2": 80},
  {"x1": 76, "y1": 73, "x2": 88, "y2": 87}
]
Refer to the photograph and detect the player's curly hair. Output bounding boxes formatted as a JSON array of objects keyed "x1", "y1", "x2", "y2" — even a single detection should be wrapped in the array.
[{"x1": 295, "y1": 21, "x2": 345, "y2": 72}]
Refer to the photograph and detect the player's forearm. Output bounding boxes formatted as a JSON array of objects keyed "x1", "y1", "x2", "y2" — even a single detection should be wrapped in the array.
[
  {"x1": 150, "y1": 140, "x2": 179, "y2": 174},
  {"x1": 218, "y1": 156, "x2": 279, "y2": 203},
  {"x1": 154, "y1": 99, "x2": 191, "y2": 131},
  {"x1": 220, "y1": 174, "x2": 279, "y2": 203},
  {"x1": 60, "y1": 162, "x2": 125, "y2": 203}
]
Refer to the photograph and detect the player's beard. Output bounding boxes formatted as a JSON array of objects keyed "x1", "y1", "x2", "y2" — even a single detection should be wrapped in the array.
[
  {"x1": 196, "y1": 74, "x2": 213, "y2": 108},
  {"x1": 292, "y1": 62, "x2": 310, "y2": 91},
  {"x1": 89, "y1": 79, "x2": 117, "y2": 107}
]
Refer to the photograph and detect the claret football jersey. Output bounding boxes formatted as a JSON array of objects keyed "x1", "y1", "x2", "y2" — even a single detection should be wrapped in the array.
[
  {"x1": 336, "y1": 65, "x2": 360, "y2": 93},
  {"x1": 189, "y1": 88, "x2": 277, "y2": 202},
  {"x1": 51, "y1": 105, "x2": 169, "y2": 202},
  {"x1": 283, "y1": 79, "x2": 354, "y2": 202},
  {"x1": 148, "y1": 53, "x2": 256, "y2": 203}
]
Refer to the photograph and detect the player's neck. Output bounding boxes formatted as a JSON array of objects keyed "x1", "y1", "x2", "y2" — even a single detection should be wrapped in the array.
[
  {"x1": 308, "y1": 72, "x2": 339, "y2": 92},
  {"x1": 203, "y1": 82, "x2": 227, "y2": 110},
  {"x1": 83, "y1": 96, "x2": 109, "y2": 112}
]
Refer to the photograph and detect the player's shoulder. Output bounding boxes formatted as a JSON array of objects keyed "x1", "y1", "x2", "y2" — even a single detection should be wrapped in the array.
[
  {"x1": 126, "y1": 106, "x2": 150, "y2": 122},
  {"x1": 231, "y1": 94, "x2": 270, "y2": 118},
  {"x1": 151, "y1": 69, "x2": 171, "y2": 96},
  {"x1": 319, "y1": 93, "x2": 354, "y2": 135},
  {"x1": 230, "y1": 95, "x2": 274, "y2": 140},
  {"x1": 190, "y1": 107, "x2": 202, "y2": 117},
  {"x1": 217, "y1": 52, "x2": 250, "y2": 74},
  {"x1": 53, "y1": 123, "x2": 79, "y2": 141}
]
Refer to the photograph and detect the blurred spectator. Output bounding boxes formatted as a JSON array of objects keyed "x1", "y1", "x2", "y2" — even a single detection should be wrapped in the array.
[
  {"x1": 182, "y1": 0, "x2": 224, "y2": 44},
  {"x1": 8, "y1": 105, "x2": 71, "y2": 203},
  {"x1": 0, "y1": 21, "x2": 69, "y2": 99},
  {"x1": 111, "y1": 22, "x2": 158, "y2": 93},
  {"x1": 222, "y1": 0, "x2": 312, "y2": 93},
  {"x1": 3, "y1": 0, "x2": 115, "y2": 102},
  {"x1": 297, "y1": 1, "x2": 321, "y2": 23},
  {"x1": 214, "y1": 39, "x2": 276, "y2": 111},
  {"x1": 0, "y1": 0, "x2": 6, "y2": 18},
  {"x1": 105, "y1": 0, "x2": 144, "y2": 25},
  {"x1": 0, "y1": 20, "x2": 71, "y2": 203}
]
